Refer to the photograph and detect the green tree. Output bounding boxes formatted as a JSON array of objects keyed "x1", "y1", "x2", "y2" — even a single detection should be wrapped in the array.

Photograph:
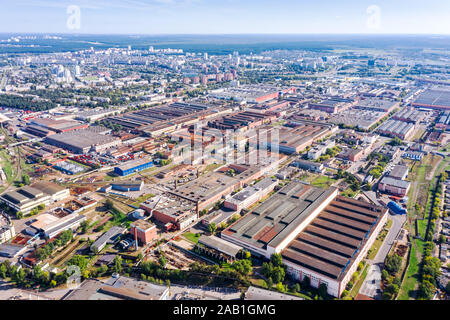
[
  {"x1": 292, "y1": 283, "x2": 301, "y2": 293},
  {"x1": 385, "y1": 254, "x2": 402, "y2": 275},
  {"x1": 67, "y1": 255, "x2": 89, "y2": 272},
  {"x1": 22, "y1": 174, "x2": 30, "y2": 185},
  {"x1": 276, "y1": 282, "x2": 285, "y2": 293},
  {"x1": 208, "y1": 222, "x2": 217, "y2": 235},
  {"x1": 418, "y1": 280, "x2": 435, "y2": 300},
  {"x1": 158, "y1": 255, "x2": 167, "y2": 269},
  {"x1": 261, "y1": 262, "x2": 273, "y2": 278},
  {"x1": 104, "y1": 199, "x2": 114, "y2": 210},
  {"x1": 271, "y1": 267, "x2": 285, "y2": 283},
  {"x1": 265, "y1": 277, "x2": 273, "y2": 289},
  {"x1": 0, "y1": 264, "x2": 7, "y2": 278},
  {"x1": 422, "y1": 256, "x2": 441, "y2": 279},
  {"x1": 270, "y1": 253, "x2": 283, "y2": 267},
  {"x1": 301, "y1": 276, "x2": 310, "y2": 289},
  {"x1": 318, "y1": 283, "x2": 328, "y2": 298},
  {"x1": 80, "y1": 220, "x2": 90, "y2": 234},
  {"x1": 113, "y1": 255, "x2": 123, "y2": 274}
]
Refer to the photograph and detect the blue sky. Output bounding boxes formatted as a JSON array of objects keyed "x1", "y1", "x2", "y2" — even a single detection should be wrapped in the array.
[{"x1": 0, "y1": 0, "x2": 449, "y2": 34}]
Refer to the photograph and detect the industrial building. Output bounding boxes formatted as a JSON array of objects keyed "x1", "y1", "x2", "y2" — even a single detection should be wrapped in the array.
[
  {"x1": 196, "y1": 235, "x2": 243, "y2": 262},
  {"x1": 0, "y1": 243, "x2": 28, "y2": 258},
  {"x1": 244, "y1": 286, "x2": 303, "y2": 300},
  {"x1": 130, "y1": 219, "x2": 157, "y2": 245},
  {"x1": 309, "y1": 97, "x2": 355, "y2": 114},
  {"x1": 411, "y1": 88, "x2": 450, "y2": 110},
  {"x1": 0, "y1": 182, "x2": 70, "y2": 214},
  {"x1": 222, "y1": 181, "x2": 387, "y2": 297},
  {"x1": 377, "y1": 120, "x2": 415, "y2": 140},
  {"x1": 170, "y1": 164, "x2": 265, "y2": 211},
  {"x1": 91, "y1": 226, "x2": 127, "y2": 253},
  {"x1": 435, "y1": 110, "x2": 450, "y2": 130},
  {"x1": 28, "y1": 118, "x2": 89, "y2": 133},
  {"x1": 290, "y1": 159, "x2": 324, "y2": 173},
  {"x1": 392, "y1": 108, "x2": 425, "y2": 124},
  {"x1": 114, "y1": 159, "x2": 153, "y2": 176},
  {"x1": 0, "y1": 216, "x2": 15, "y2": 244},
  {"x1": 354, "y1": 98, "x2": 399, "y2": 113},
  {"x1": 223, "y1": 177, "x2": 278, "y2": 212},
  {"x1": 53, "y1": 160, "x2": 85, "y2": 175},
  {"x1": 307, "y1": 140, "x2": 335, "y2": 160},
  {"x1": 210, "y1": 85, "x2": 295, "y2": 104},
  {"x1": 389, "y1": 165, "x2": 409, "y2": 180},
  {"x1": 402, "y1": 151, "x2": 424, "y2": 161},
  {"x1": 109, "y1": 181, "x2": 144, "y2": 192},
  {"x1": 140, "y1": 193, "x2": 197, "y2": 231},
  {"x1": 207, "y1": 111, "x2": 276, "y2": 131},
  {"x1": 378, "y1": 176, "x2": 411, "y2": 197},
  {"x1": 329, "y1": 108, "x2": 387, "y2": 131},
  {"x1": 75, "y1": 107, "x2": 126, "y2": 122},
  {"x1": 102, "y1": 102, "x2": 224, "y2": 137},
  {"x1": 267, "y1": 121, "x2": 336, "y2": 154},
  {"x1": 42, "y1": 214, "x2": 87, "y2": 239},
  {"x1": 44, "y1": 128, "x2": 122, "y2": 154},
  {"x1": 65, "y1": 276, "x2": 169, "y2": 300},
  {"x1": 337, "y1": 147, "x2": 366, "y2": 162}
]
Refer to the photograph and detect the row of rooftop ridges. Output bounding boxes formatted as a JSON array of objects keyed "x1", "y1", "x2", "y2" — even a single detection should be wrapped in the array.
[{"x1": 281, "y1": 198, "x2": 382, "y2": 279}]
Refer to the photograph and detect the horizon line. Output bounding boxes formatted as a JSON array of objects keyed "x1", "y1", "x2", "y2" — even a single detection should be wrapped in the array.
[{"x1": 1, "y1": 32, "x2": 450, "y2": 36}]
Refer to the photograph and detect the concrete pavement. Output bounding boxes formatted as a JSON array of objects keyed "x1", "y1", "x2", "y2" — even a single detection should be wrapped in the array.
[{"x1": 359, "y1": 213, "x2": 406, "y2": 299}]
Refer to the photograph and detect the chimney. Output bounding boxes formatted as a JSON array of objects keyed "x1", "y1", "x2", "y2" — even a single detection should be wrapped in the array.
[
  {"x1": 196, "y1": 202, "x2": 199, "y2": 219},
  {"x1": 134, "y1": 227, "x2": 138, "y2": 251}
]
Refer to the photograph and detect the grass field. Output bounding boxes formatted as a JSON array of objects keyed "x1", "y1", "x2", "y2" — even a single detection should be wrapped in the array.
[
  {"x1": 311, "y1": 175, "x2": 336, "y2": 188},
  {"x1": 131, "y1": 193, "x2": 155, "y2": 207},
  {"x1": 350, "y1": 264, "x2": 370, "y2": 298},
  {"x1": 367, "y1": 219, "x2": 393, "y2": 260},
  {"x1": 398, "y1": 239, "x2": 422, "y2": 300},
  {"x1": 399, "y1": 154, "x2": 447, "y2": 300},
  {"x1": 183, "y1": 232, "x2": 200, "y2": 244},
  {"x1": 0, "y1": 149, "x2": 13, "y2": 183},
  {"x1": 341, "y1": 188, "x2": 358, "y2": 198}
]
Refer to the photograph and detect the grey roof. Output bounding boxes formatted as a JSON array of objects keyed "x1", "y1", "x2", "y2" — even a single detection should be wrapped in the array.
[
  {"x1": 379, "y1": 176, "x2": 411, "y2": 189},
  {"x1": 115, "y1": 159, "x2": 153, "y2": 171},
  {"x1": 91, "y1": 226, "x2": 127, "y2": 250},
  {"x1": 0, "y1": 243, "x2": 27, "y2": 258},
  {"x1": 198, "y1": 235, "x2": 243, "y2": 257},
  {"x1": 245, "y1": 286, "x2": 303, "y2": 300},
  {"x1": 103, "y1": 276, "x2": 168, "y2": 300},
  {"x1": 0, "y1": 184, "x2": 54, "y2": 206},
  {"x1": 44, "y1": 214, "x2": 86, "y2": 237},
  {"x1": 223, "y1": 181, "x2": 336, "y2": 250},
  {"x1": 389, "y1": 165, "x2": 409, "y2": 179},
  {"x1": 44, "y1": 129, "x2": 119, "y2": 151}
]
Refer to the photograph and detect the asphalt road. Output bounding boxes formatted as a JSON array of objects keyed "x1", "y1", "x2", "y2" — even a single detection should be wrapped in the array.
[{"x1": 359, "y1": 213, "x2": 406, "y2": 299}]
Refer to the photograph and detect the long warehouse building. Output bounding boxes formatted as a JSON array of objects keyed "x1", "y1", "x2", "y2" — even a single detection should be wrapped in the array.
[{"x1": 222, "y1": 181, "x2": 387, "y2": 297}]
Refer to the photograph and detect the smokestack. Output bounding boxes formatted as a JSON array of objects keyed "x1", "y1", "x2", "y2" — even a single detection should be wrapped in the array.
[
  {"x1": 196, "y1": 202, "x2": 199, "y2": 219},
  {"x1": 134, "y1": 227, "x2": 138, "y2": 251}
]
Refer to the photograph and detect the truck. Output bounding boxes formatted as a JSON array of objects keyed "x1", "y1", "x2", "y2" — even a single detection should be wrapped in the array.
[{"x1": 387, "y1": 201, "x2": 407, "y2": 215}]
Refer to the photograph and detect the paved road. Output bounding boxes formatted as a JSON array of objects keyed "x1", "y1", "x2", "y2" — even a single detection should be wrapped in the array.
[
  {"x1": 360, "y1": 264, "x2": 383, "y2": 298},
  {"x1": 359, "y1": 213, "x2": 406, "y2": 299}
]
